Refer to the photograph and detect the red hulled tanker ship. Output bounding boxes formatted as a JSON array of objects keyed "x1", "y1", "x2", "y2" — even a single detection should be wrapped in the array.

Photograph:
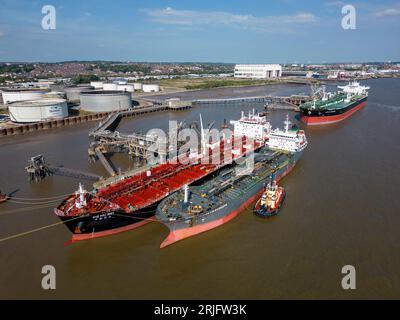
[{"x1": 55, "y1": 111, "x2": 269, "y2": 241}]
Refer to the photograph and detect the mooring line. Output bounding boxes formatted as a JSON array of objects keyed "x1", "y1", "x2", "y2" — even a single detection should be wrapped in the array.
[{"x1": 0, "y1": 216, "x2": 82, "y2": 243}]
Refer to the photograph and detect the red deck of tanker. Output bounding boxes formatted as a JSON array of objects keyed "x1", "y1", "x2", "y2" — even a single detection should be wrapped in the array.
[
  {"x1": 96, "y1": 162, "x2": 216, "y2": 212},
  {"x1": 88, "y1": 137, "x2": 263, "y2": 214}
]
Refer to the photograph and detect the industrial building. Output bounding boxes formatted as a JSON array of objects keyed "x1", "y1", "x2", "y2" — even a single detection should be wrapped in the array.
[
  {"x1": 165, "y1": 98, "x2": 192, "y2": 109},
  {"x1": 234, "y1": 64, "x2": 282, "y2": 79},
  {"x1": 63, "y1": 85, "x2": 94, "y2": 103},
  {"x1": 8, "y1": 98, "x2": 68, "y2": 123},
  {"x1": 80, "y1": 90, "x2": 132, "y2": 112},
  {"x1": 1, "y1": 88, "x2": 50, "y2": 104}
]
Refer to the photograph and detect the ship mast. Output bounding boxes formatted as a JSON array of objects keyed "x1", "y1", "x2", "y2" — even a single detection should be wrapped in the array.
[
  {"x1": 284, "y1": 114, "x2": 291, "y2": 133},
  {"x1": 200, "y1": 114, "x2": 206, "y2": 156},
  {"x1": 75, "y1": 183, "x2": 87, "y2": 209}
]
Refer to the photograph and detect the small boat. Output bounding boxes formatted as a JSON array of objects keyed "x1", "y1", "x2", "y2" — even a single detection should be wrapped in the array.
[
  {"x1": 254, "y1": 179, "x2": 285, "y2": 217},
  {"x1": 0, "y1": 190, "x2": 10, "y2": 204}
]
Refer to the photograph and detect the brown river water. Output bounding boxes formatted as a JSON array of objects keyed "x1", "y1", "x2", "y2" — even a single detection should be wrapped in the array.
[{"x1": 0, "y1": 79, "x2": 399, "y2": 299}]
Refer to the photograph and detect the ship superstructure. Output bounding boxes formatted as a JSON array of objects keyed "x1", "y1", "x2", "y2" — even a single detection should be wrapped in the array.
[
  {"x1": 268, "y1": 115, "x2": 307, "y2": 152},
  {"x1": 230, "y1": 109, "x2": 271, "y2": 141}
]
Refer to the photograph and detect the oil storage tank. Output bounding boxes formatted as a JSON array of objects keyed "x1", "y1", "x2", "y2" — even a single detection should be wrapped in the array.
[
  {"x1": 80, "y1": 90, "x2": 132, "y2": 112},
  {"x1": 103, "y1": 83, "x2": 118, "y2": 91},
  {"x1": 1, "y1": 88, "x2": 49, "y2": 104},
  {"x1": 133, "y1": 83, "x2": 142, "y2": 90},
  {"x1": 117, "y1": 84, "x2": 135, "y2": 93},
  {"x1": 142, "y1": 84, "x2": 160, "y2": 93},
  {"x1": 64, "y1": 85, "x2": 94, "y2": 103},
  {"x1": 8, "y1": 98, "x2": 68, "y2": 123},
  {"x1": 90, "y1": 81, "x2": 104, "y2": 89}
]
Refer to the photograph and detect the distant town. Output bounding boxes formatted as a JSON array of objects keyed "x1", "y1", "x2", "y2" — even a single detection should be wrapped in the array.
[{"x1": 1, "y1": 61, "x2": 399, "y2": 88}]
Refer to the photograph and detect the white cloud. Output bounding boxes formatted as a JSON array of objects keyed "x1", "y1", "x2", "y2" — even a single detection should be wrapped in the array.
[
  {"x1": 324, "y1": 1, "x2": 345, "y2": 7},
  {"x1": 375, "y1": 8, "x2": 400, "y2": 17},
  {"x1": 0, "y1": 31, "x2": 5, "y2": 37},
  {"x1": 140, "y1": 7, "x2": 318, "y2": 31}
]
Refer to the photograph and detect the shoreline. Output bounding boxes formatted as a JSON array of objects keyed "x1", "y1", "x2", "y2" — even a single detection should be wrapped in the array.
[
  {"x1": 0, "y1": 76, "x2": 392, "y2": 138},
  {"x1": 0, "y1": 81, "x2": 300, "y2": 138}
]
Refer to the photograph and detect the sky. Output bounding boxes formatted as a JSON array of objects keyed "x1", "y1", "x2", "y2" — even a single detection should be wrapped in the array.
[{"x1": 0, "y1": 0, "x2": 399, "y2": 63}]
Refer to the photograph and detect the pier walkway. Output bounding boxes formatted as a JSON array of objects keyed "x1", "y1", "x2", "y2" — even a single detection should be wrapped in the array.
[
  {"x1": 25, "y1": 155, "x2": 102, "y2": 183},
  {"x1": 142, "y1": 94, "x2": 310, "y2": 109}
]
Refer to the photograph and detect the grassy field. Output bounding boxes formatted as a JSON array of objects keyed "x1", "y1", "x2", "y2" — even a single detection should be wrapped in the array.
[{"x1": 148, "y1": 77, "x2": 280, "y2": 90}]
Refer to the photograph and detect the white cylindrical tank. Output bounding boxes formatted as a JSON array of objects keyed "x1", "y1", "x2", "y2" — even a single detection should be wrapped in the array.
[
  {"x1": 43, "y1": 91, "x2": 67, "y2": 100},
  {"x1": 80, "y1": 91, "x2": 132, "y2": 112},
  {"x1": 103, "y1": 83, "x2": 118, "y2": 91},
  {"x1": 142, "y1": 84, "x2": 160, "y2": 93},
  {"x1": 115, "y1": 80, "x2": 128, "y2": 85},
  {"x1": 117, "y1": 84, "x2": 135, "y2": 93},
  {"x1": 8, "y1": 99, "x2": 68, "y2": 123},
  {"x1": 1, "y1": 88, "x2": 49, "y2": 104},
  {"x1": 90, "y1": 81, "x2": 104, "y2": 89},
  {"x1": 63, "y1": 85, "x2": 94, "y2": 103},
  {"x1": 133, "y1": 83, "x2": 142, "y2": 90}
]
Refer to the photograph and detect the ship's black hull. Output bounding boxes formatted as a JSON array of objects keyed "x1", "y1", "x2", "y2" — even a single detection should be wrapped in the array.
[
  {"x1": 57, "y1": 164, "x2": 241, "y2": 241},
  {"x1": 58, "y1": 202, "x2": 158, "y2": 241}
]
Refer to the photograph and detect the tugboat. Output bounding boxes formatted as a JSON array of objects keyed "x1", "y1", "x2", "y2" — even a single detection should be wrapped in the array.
[
  {"x1": 254, "y1": 179, "x2": 285, "y2": 217},
  {"x1": 0, "y1": 190, "x2": 10, "y2": 204}
]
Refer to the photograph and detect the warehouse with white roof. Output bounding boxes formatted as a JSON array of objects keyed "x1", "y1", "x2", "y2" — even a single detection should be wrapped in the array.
[{"x1": 234, "y1": 64, "x2": 282, "y2": 79}]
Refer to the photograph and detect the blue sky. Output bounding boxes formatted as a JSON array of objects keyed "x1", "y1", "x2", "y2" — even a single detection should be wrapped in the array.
[{"x1": 0, "y1": 0, "x2": 399, "y2": 63}]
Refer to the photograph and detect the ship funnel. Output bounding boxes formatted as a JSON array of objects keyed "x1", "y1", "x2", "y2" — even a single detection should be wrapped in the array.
[{"x1": 284, "y1": 114, "x2": 291, "y2": 132}]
